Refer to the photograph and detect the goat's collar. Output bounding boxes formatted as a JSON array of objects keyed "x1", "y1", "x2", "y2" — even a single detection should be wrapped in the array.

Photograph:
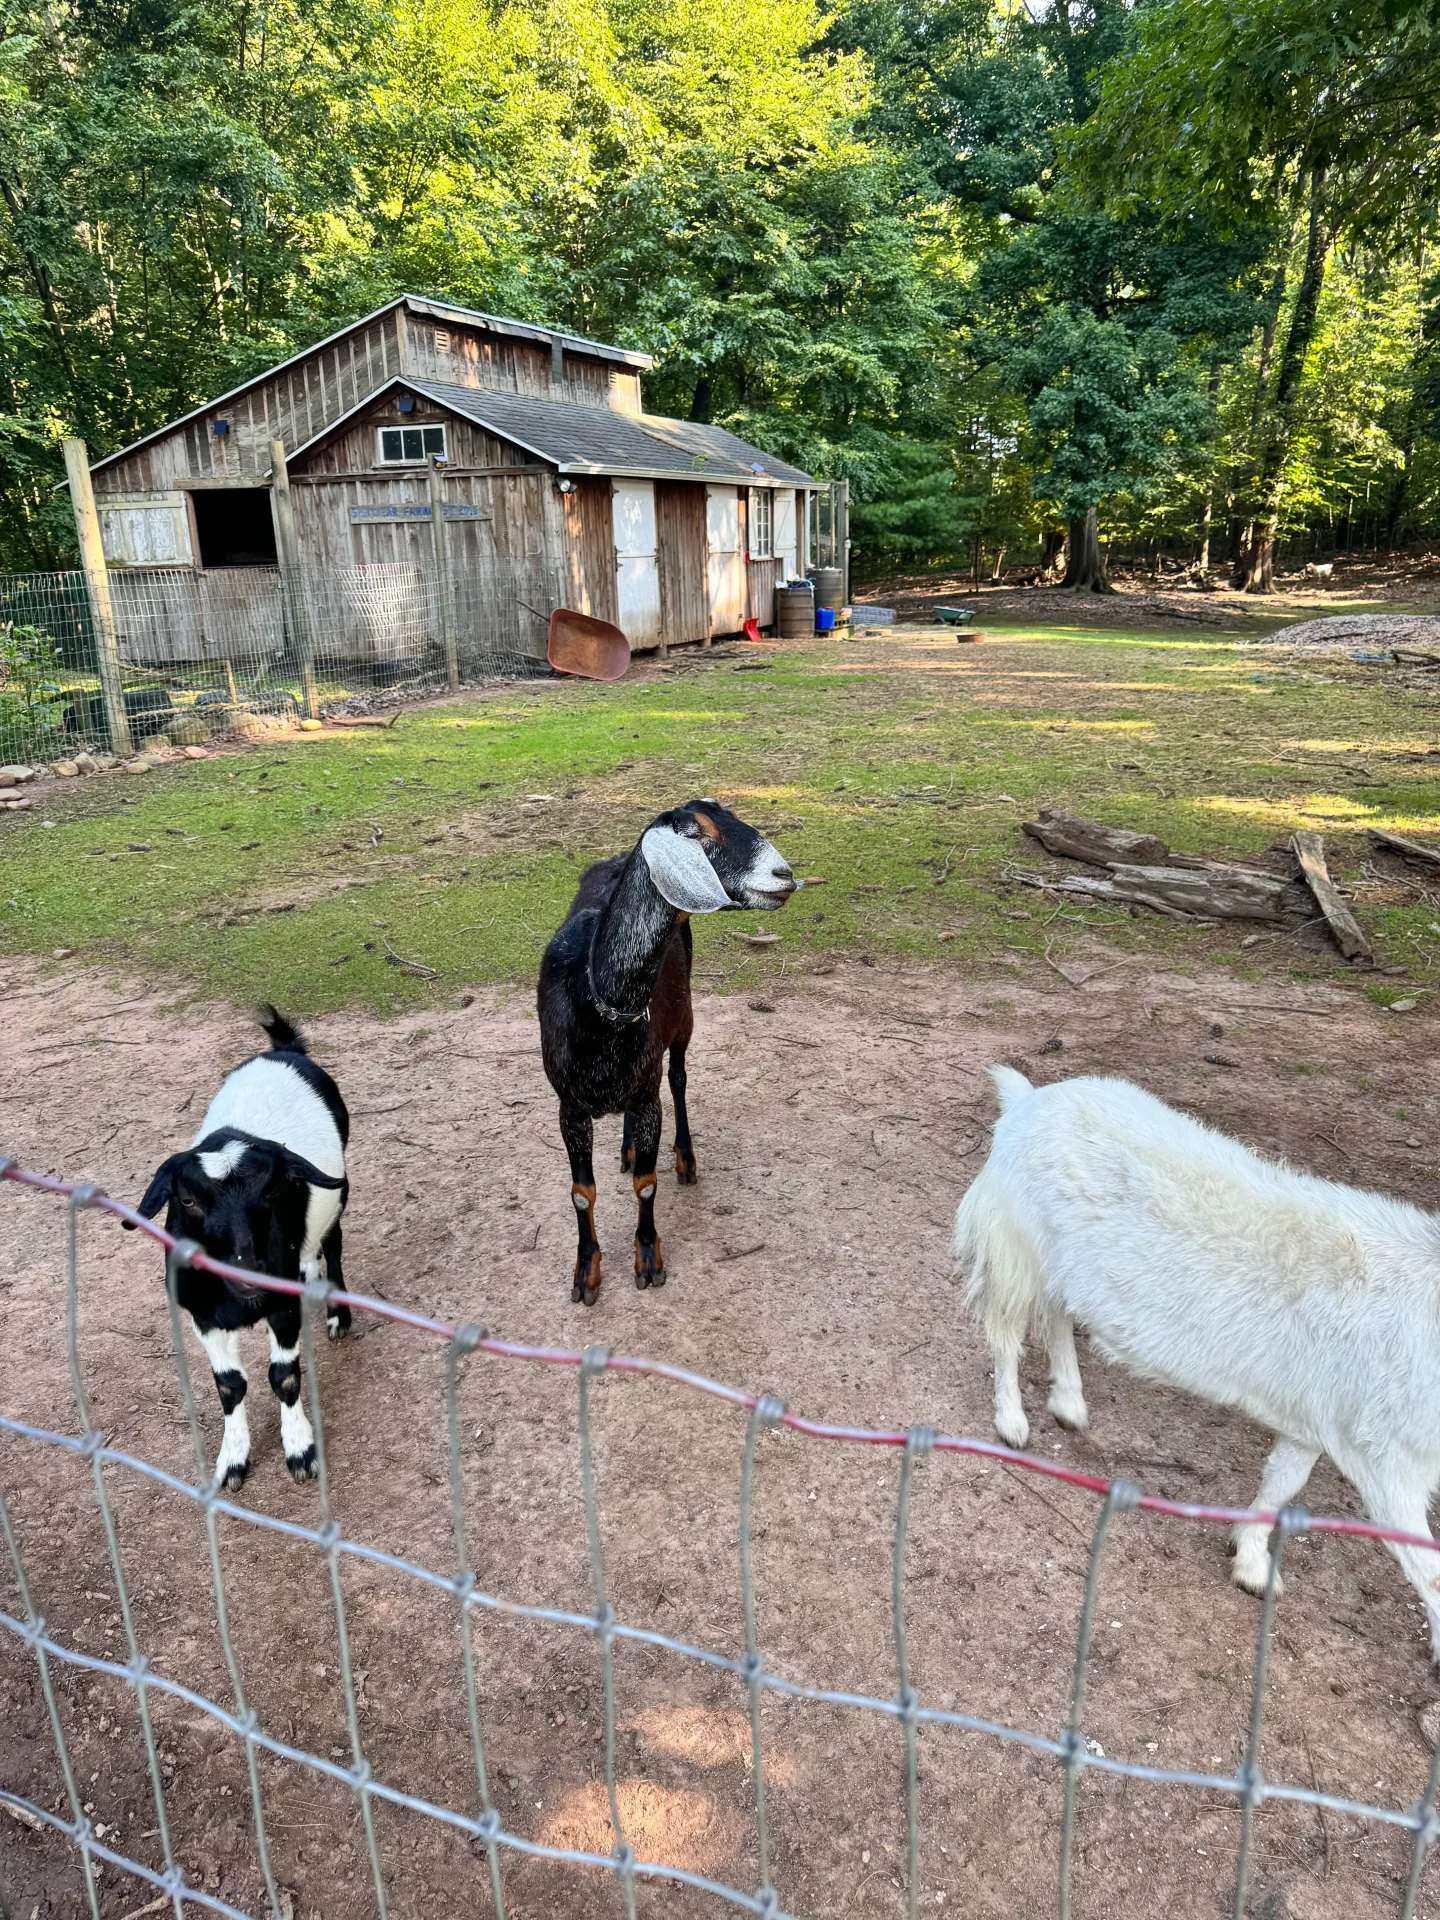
[{"x1": 585, "y1": 951, "x2": 650, "y2": 1028}]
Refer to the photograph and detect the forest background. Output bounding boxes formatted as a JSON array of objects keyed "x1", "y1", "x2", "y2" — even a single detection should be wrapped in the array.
[{"x1": 2, "y1": 0, "x2": 1439, "y2": 589}]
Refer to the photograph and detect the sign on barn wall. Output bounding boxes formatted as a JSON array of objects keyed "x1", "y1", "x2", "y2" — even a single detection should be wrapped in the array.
[{"x1": 348, "y1": 504, "x2": 486, "y2": 522}]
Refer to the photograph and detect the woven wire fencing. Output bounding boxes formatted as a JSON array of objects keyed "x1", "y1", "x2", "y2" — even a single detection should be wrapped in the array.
[
  {"x1": 0, "y1": 565, "x2": 542, "y2": 765},
  {"x1": 4, "y1": 1160, "x2": 1440, "y2": 1920}
]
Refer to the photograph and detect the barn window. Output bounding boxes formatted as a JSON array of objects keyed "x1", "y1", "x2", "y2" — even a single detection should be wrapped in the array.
[
  {"x1": 378, "y1": 424, "x2": 448, "y2": 464},
  {"x1": 749, "y1": 488, "x2": 773, "y2": 559}
]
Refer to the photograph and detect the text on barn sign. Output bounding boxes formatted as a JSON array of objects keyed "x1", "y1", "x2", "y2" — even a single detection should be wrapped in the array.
[{"x1": 348, "y1": 503, "x2": 485, "y2": 522}]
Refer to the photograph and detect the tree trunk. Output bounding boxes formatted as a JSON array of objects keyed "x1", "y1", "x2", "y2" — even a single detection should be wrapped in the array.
[
  {"x1": 1040, "y1": 529, "x2": 1066, "y2": 578},
  {"x1": 1239, "y1": 170, "x2": 1332, "y2": 594},
  {"x1": 990, "y1": 544, "x2": 1007, "y2": 584},
  {"x1": 1061, "y1": 506, "x2": 1113, "y2": 592}
]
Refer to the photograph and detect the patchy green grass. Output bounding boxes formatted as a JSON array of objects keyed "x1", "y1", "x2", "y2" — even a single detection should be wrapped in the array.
[{"x1": 5, "y1": 622, "x2": 1440, "y2": 1015}]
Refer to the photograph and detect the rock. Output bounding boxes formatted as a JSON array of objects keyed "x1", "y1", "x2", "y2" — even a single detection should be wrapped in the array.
[
  {"x1": 166, "y1": 712, "x2": 210, "y2": 747},
  {"x1": 231, "y1": 710, "x2": 285, "y2": 739},
  {"x1": 297, "y1": 717, "x2": 323, "y2": 731},
  {"x1": 144, "y1": 733, "x2": 172, "y2": 754},
  {"x1": 0, "y1": 764, "x2": 35, "y2": 783},
  {"x1": 51, "y1": 761, "x2": 80, "y2": 778},
  {"x1": 73, "y1": 753, "x2": 98, "y2": 774},
  {"x1": 0, "y1": 771, "x2": 15, "y2": 788},
  {"x1": 183, "y1": 745, "x2": 210, "y2": 759},
  {"x1": 52, "y1": 947, "x2": 74, "y2": 959},
  {"x1": 123, "y1": 757, "x2": 153, "y2": 775},
  {"x1": 90, "y1": 753, "x2": 118, "y2": 770},
  {"x1": 1388, "y1": 998, "x2": 1418, "y2": 1012},
  {"x1": 1, "y1": 797, "x2": 31, "y2": 810}
]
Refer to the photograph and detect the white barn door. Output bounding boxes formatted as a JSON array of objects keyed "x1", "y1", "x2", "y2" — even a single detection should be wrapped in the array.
[
  {"x1": 773, "y1": 489, "x2": 798, "y2": 578},
  {"x1": 612, "y1": 479, "x2": 661, "y2": 646},
  {"x1": 706, "y1": 485, "x2": 745, "y2": 634}
]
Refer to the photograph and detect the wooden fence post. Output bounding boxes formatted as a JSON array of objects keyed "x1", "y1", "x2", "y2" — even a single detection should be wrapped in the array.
[
  {"x1": 269, "y1": 439, "x2": 318, "y2": 720},
  {"x1": 62, "y1": 439, "x2": 133, "y2": 758},
  {"x1": 427, "y1": 457, "x2": 460, "y2": 693}
]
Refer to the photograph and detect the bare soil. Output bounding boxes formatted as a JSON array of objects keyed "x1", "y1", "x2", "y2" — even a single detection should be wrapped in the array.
[
  {"x1": 857, "y1": 554, "x2": 1440, "y2": 637},
  {"x1": 3, "y1": 956, "x2": 1440, "y2": 1920}
]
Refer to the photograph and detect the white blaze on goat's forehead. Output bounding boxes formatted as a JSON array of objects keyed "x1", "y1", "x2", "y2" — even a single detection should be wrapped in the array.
[
  {"x1": 193, "y1": 1054, "x2": 344, "y2": 1179},
  {"x1": 198, "y1": 1140, "x2": 248, "y2": 1181}
]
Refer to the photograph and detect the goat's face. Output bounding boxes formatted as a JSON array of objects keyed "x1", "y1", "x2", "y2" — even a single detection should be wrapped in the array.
[
  {"x1": 641, "y1": 800, "x2": 795, "y2": 913},
  {"x1": 130, "y1": 1143, "x2": 319, "y2": 1289}
]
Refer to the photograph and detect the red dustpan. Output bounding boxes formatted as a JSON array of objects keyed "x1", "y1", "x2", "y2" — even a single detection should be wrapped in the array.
[{"x1": 548, "y1": 608, "x2": 631, "y2": 681}]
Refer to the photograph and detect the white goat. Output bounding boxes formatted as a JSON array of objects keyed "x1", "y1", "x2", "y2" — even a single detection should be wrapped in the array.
[{"x1": 954, "y1": 1066, "x2": 1440, "y2": 1656}]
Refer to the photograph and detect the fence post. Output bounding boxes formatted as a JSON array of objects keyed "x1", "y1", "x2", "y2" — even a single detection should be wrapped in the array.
[
  {"x1": 269, "y1": 438, "x2": 319, "y2": 721},
  {"x1": 427, "y1": 456, "x2": 460, "y2": 693},
  {"x1": 61, "y1": 439, "x2": 133, "y2": 759}
]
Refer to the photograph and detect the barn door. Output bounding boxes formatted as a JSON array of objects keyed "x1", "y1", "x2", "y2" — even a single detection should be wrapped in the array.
[
  {"x1": 774, "y1": 489, "x2": 798, "y2": 578},
  {"x1": 612, "y1": 479, "x2": 661, "y2": 646},
  {"x1": 705, "y1": 485, "x2": 745, "y2": 635}
]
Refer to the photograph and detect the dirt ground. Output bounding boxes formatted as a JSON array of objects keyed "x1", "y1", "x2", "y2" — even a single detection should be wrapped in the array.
[
  {"x1": 3, "y1": 953, "x2": 1440, "y2": 1920},
  {"x1": 857, "y1": 554, "x2": 1440, "y2": 635}
]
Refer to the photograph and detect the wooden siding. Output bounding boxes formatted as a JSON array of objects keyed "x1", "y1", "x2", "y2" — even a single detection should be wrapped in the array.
[
  {"x1": 748, "y1": 557, "x2": 782, "y2": 627},
  {"x1": 296, "y1": 390, "x2": 533, "y2": 480},
  {"x1": 560, "y1": 479, "x2": 619, "y2": 626},
  {"x1": 399, "y1": 309, "x2": 642, "y2": 413},
  {"x1": 656, "y1": 481, "x2": 708, "y2": 648},
  {"x1": 94, "y1": 313, "x2": 406, "y2": 494}
]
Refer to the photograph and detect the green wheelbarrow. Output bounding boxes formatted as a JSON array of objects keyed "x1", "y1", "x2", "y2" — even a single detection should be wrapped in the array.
[{"x1": 935, "y1": 606, "x2": 976, "y2": 626}]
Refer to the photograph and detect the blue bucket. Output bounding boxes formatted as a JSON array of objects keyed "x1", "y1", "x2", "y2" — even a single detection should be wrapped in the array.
[{"x1": 815, "y1": 607, "x2": 836, "y2": 633}]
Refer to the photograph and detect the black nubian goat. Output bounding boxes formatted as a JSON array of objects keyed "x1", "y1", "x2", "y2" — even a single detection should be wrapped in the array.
[
  {"x1": 538, "y1": 799, "x2": 794, "y2": 1303},
  {"x1": 128, "y1": 1007, "x2": 350, "y2": 1488}
]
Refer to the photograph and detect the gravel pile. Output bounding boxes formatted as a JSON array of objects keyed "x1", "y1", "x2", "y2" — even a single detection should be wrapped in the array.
[{"x1": 1265, "y1": 614, "x2": 1440, "y2": 651}]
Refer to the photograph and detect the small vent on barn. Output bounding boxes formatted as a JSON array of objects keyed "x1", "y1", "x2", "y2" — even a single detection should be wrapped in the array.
[{"x1": 434, "y1": 328, "x2": 451, "y2": 353}]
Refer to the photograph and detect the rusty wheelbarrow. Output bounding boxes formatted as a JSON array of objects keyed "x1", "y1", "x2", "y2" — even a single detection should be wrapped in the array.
[{"x1": 548, "y1": 608, "x2": 632, "y2": 681}]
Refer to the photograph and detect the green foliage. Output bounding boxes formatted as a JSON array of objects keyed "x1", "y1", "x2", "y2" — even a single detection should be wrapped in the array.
[
  {"x1": 0, "y1": 618, "x2": 66, "y2": 761},
  {"x1": 2, "y1": 0, "x2": 1439, "y2": 579}
]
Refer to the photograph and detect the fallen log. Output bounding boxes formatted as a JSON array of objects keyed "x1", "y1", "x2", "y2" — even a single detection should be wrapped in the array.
[
  {"x1": 322, "y1": 712, "x2": 403, "y2": 730},
  {"x1": 1291, "y1": 831, "x2": 1374, "y2": 964},
  {"x1": 1108, "y1": 862, "x2": 1292, "y2": 921},
  {"x1": 1014, "y1": 861, "x2": 1290, "y2": 921},
  {"x1": 1368, "y1": 826, "x2": 1440, "y2": 869},
  {"x1": 1023, "y1": 806, "x2": 1172, "y2": 867}
]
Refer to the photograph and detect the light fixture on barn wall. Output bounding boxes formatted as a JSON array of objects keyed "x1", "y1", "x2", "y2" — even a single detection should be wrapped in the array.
[
  {"x1": 554, "y1": 477, "x2": 575, "y2": 494},
  {"x1": 397, "y1": 395, "x2": 416, "y2": 414},
  {"x1": 212, "y1": 420, "x2": 230, "y2": 436}
]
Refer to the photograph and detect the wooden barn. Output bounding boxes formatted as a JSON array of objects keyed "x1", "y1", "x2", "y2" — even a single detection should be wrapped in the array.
[{"x1": 77, "y1": 294, "x2": 818, "y2": 680}]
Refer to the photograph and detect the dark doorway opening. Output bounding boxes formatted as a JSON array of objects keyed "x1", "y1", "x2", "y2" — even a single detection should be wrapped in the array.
[{"x1": 191, "y1": 488, "x2": 279, "y2": 568}]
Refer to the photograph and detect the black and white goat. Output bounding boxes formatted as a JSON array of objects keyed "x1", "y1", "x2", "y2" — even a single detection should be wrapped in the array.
[
  {"x1": 538, "y1": 799, "x2": 794, "y2": 1303},
  {"x1": 129, "y1": 1008, "x2": 350, "y2": 1489}
]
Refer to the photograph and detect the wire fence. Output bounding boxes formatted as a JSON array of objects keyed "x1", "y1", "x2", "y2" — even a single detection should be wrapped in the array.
[
  {"x1": 4, "y1": 1157, "x2": 1440, "y2": 1920},
  {"x1": 0, "y1": 564, "x2": 543, "y2": 766}
]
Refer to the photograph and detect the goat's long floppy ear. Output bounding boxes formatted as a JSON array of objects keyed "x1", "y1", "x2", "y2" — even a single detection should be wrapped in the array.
[
  {"x1": 276, "y1": 1149, "x2": 345, "y2": 1190},
  {"x1": 640, "y1": 824, "x2": 732, "y2": 913},
  {"x1": 125, "y1": 1154, "x2": 185, "y2": 1229}
]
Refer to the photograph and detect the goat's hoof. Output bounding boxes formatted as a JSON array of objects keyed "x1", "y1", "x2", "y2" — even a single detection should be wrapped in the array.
[
  {"x1": 621, "y1": 1148, "x2": 636, "y2": 1173},
  {"x1": 221, "y1": 1460, "x2": 251, "y2": 1492},
  {"x1": 1047, "y1": 1389, "x2": 1089, "y2": 1431},
  {"x1": 634, "y1": 1265, "x2": 667, "y2": 1290},
  {"x1": 995, "y1": 1411, "x2": 1029, "y2": 1450},
  {"x1": 674, "y1": 1150, "x2": 697, "y2": 1186},
  {"x1": 286, "y1": 1445, "x2": 318, "y2": 1483},
  {"x1": 326, "y1": 1313, "x2": 351, "y2": 1342},
  {"x1": 1231, "y1": 1560, "x2": 1280, "y2": 1599}
]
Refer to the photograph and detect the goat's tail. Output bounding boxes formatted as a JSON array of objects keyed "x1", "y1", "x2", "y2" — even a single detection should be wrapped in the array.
[
  {"x1": 259, "y1": 1004, "x2": 308, "y2": 1055},
  {"x1": 953, "y1": 1096, "x2": 1045, "y2": 1338},
  {"x1": 987, "y1": 1063, "x2": 1034, "y2": 1113}
]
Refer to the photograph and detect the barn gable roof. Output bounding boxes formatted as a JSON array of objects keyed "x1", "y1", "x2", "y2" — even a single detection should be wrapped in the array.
[
  {"x1": 293, "y1": 376, "x2": 816, "y2": 487},
  {"x1": 87, "y1": 295, "x2": 654, "y2": 478}
]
